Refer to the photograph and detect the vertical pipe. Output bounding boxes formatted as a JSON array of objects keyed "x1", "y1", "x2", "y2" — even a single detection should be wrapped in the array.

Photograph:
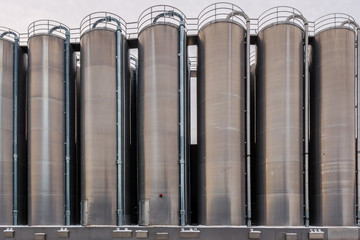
[
  {"x1": 13, "y1": 35, "x2": 19, "y2": 226},
  {"x1": 1, "y1": 31, "x2": 20, "y2": 225},
  {"x1": 116, "y1": 25, "x2": 123, "y2": 226},
  {"x1": 179, "y1": 19, "x2": 186, "y2": 228},
  {"x1": 64, "y1": 30, "x2": 70, "y2": 226},
  {"x1": 355, "y1": 27, "x2": 360, "y2": 226},
  {"x1": 304, "y1": 23, "x2": 310, "y2": 227},
  {"x1": 245, "y1": 19, "x2": 251, "y2": 227},
  {"x1": 48, "y1": 25, "x2": 71, "y2": 225}
]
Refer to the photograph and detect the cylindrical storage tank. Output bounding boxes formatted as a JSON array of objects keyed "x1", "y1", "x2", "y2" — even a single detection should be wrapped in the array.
[
  {"x1": 80, "y1": 13, "x2": 132, "y2": 225},
  {"x1": 0, "y1": 28, "x2": 27, "y2": 225},
  {"x1": 28, "y1": 20, "x2": 75, "y2": 225},
  {"x1": 309, "y1": 15, "x2": 357, "y2": 226},
  {"x1": 196, "y1": 3, "x2": 246, "y2": 225},
  {"x1": 254, "y1": 8, "x2": 305, "y2": 226},
  {"x1": 137, "y1": 6, "x2": 187, "y2": 225}
]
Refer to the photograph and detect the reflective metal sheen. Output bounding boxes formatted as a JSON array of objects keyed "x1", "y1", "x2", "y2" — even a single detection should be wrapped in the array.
[
  {"x1": 310, "y1": 28, "x2": 356, "y2": 226},
  {"x1": 80, "y1": 28, "x2": 132, "y2": 225},
  {"x1": 197, "y1": 21, "x2": 246, "y2": 225},
  {"x1": 28, "y1": 35, "x2": 66, "y2": 225},
  {"x1": 255, "y1": 23, "x2": 304, "y2": 226},
  {"x1": 0, "y1": 39, "x2": 27, "y2": 225},
  {"x1": 138, "y1": 24, "x2": 185, "y2": 225}
]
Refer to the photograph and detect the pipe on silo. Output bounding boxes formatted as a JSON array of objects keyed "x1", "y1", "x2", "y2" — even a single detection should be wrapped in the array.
[
  {"x1": 286, "y1": 14, "x2": 310, "y2": 227},
  {"x1": 357, "y1": 26, "x2": 360, "y2": 227},
  {"x1": 0, "y1": 31, "x2": 19, "y2": 225},
  {"x1": 93, "y1": 16, "x2": 124, "y2": 226},
  {"x1": 48, "y1": 25, "x2": 71, "y2": 226},
  {"x1": 226, "y1": 10, "x2": 251, "y2": 227},
  {"x1": 154, "y1": 11, "x2": 186, "y2": 227}
]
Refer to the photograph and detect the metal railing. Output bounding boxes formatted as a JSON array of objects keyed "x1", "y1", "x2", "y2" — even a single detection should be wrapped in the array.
[
  {"x1": 1, "y1": 8, "x2": 359, "y2": 46},
  {"x1": 313, "y1": 13, "x2": 358, "y2": 35},
  {"x1": 80, "y1": 12, "x2": 127, "y2": 37},
  {"x1": 28, "y1": 20, "x2": 70, "y2": 39},
  {"x1": 257, "y1": 6, "x2": 306, "y2": 33},
  {"x1": 198, "y1": 2, "x2": 248, "y2": 31},
  {"x1": 137, "y1": 5, "x2": 187, "y2": 33}
]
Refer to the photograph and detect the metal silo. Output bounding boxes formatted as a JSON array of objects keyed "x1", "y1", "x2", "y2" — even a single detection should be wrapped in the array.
[
  {"x1": 309, "y1": 14, "x2": 358, "y2": 226},
  {"x1": 137, "y1": 6, "x2": 188, "y2": 225},
  {"x1": 255, "y1": 7, "x2": 308, "y2": 226},
  {"x1": 80, "y1": 13, "x2": 133, "y2": 225},
  {"x1": 28, "y1": 20, "x2": 75, "y2": 225},
  {"x1": 0, "y1": 28, "x2": 27, "y2": 225},
  {"x1": 197, "y1": 3, "x2": 248, "y2": 225}
]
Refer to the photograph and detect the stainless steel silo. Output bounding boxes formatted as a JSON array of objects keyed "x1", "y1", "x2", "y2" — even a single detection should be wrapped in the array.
[
  {"x1": 309, "y1": 15, "x2": 357, "y2": 226},
  {"x1": 80, "y1": 13, "x2": 132, "y2": 225},
  {"x1": 0, "y1": 30, "x2": 27, "y2": 225},
  {"x1": 28, "y1": 21, "x2": 75, "y2": 225},
  {"x1": 137, "y1": 6, "x2": 187, "y2": 225},
  {"x1": 255, "y1": 8, "x2": 306, "y2": 226},
  {"x1": 196, "y1": 4, "x2": 247, "y2": 225}
]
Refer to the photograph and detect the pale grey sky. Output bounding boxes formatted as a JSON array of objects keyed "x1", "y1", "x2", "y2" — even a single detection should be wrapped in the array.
[{"x1": 0, "y1": 0, "x2": 359, "y2": 33}]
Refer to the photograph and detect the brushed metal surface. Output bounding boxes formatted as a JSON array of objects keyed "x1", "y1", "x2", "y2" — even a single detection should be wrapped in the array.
[
  {"x1": 0, "y1": 39, "x2": 27, "y2": 225},
  {"x1": 80, "y1": 28, "x2": 132, "y2": 225},
  {"x1": 309, "y1": 28, "x2": 356, "y2": 226},
  {"x1": 255, "y1": 24, "x2": 304, "y2": 226},
  {"x1": 138, "y1": 24, "x2": 184, "y2": 225},
  {"x1": 28, "y1": 35, "x2": 67, "y2": 225},
  {"x1": 197, "y1": 21, "x2": 246, "y2": 225}
]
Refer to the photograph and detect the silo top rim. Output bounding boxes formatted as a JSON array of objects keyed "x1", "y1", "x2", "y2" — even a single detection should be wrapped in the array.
[
  {"x1": 80, "y1": 12, "x2": 127, "y2": 37},
  {"x1": 198, "y1": 19, "x2": 246, "y2": 33},
  {"x1": 197, "y1": 2, "x2": 248, "y2": 30},
  {"x1": 257, "y1": 21, "x2": 305, "y2": 34},
  {"x1": 138, "y1": 22, "x2": 186, "y2": 37},
  {"x1": 28, "y1": 20, "x2": 69, "y2": 39},
  {"x1": 137, "y1": 5, "x2": 187, "y2": 33},
  {"x1": 257, "y1": 6, "x2": 307, "y2": 32},
  {"x1": 314, "y1": 13, "x2": 358, "y2": 35}
]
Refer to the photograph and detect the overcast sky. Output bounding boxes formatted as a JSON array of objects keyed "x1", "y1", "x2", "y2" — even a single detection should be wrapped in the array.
[{"x1": 0, "y1": 0, "x2": 359, "y2": 33}]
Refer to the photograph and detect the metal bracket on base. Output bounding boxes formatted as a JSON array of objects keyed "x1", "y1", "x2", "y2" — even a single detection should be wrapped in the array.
[
  {"x1": 3, "y1": 228, "x2": 14, "y2": 238},
  {"x1": 136, "y1": 230, "x2": 148, "y2": 239},
  {"x1": 285, "y1": 232, "x2": 297, "y2": 240},
  {"x1": 249, "y1": 229, "x2": 261, "y2": 239},
  {"x1": 57, "y1": 228, "x2": 69, "y2": 238},
  {"x1": 112, "y1": 228, "x2": 132, "y2": 238},
  {"x1": 180, "y1": 228, "x2": 200, "y2": 239},
  {"x1": 156, "y1": 232, "x2": 169, "y2": 240},
  {"x1": 309, "y1": 229, "x2": 324, "y2": 239},
  {"x1": 34, "y1": 232, "x2": 46, "y2": 240}
]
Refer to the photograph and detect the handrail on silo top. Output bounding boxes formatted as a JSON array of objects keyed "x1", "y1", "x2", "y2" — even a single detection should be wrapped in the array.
[
  {"x1": 313, "y1": 13, "x2": 358, "y2": 35},
  {"x1": 137, "y1": 5, "x2": 187, "y2": 33},
  {"x1": 197, "y1": 2, "x2": 247, "y2": 30},
  {"x1": 257, "y1": 6, "x2": 306, "y2": 32},
  {"x1": 79, "y1": 12, "x2": 127, "y2": 37},
  {"x1": 28, "y1": 20, "x2": 69, "y2": 39},
  {"x1": 0, "y1": 30, "x2": 19, "y2": 226}
]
